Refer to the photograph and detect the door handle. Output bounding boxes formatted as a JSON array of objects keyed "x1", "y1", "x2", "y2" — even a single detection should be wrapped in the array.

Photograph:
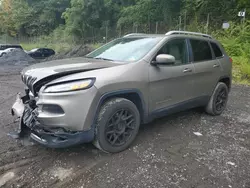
[
  {"x1": 183, "y1": 68, "x2": 192, "y2": 73},
  {"x1": 213, "y1": 64, "x2": 220, "y2": 68}
]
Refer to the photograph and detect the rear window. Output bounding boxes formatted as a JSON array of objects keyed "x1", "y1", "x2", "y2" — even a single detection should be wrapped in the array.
[
  {"x1": 211, "y1": 42, "x2": 223, "y2": 58},
  {"x1": 0, "y1": 45, "x2": 22, "y2": 50},
  {"x1": 10, "y1": 45, "x2": 23, "y2": 49},
  {"x1": 0, "y1": 45, "x2": 8, "y2": 50},
  {"x1": 190, "y1": 39, "x2": 212, "y2": 62}
]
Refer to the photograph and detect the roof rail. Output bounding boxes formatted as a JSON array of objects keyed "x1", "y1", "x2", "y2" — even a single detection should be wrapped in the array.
[
  {"x1": 165, "y1": 31, "x2": 212, "y2": 39},
  {"x1": 123, "y1": 33, "x2": 145, "y2": 37}
]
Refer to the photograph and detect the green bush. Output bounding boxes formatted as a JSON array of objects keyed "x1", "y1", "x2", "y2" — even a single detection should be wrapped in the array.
[{"x1": 215, "y1": 22, "x2": 250, "y2": 85}]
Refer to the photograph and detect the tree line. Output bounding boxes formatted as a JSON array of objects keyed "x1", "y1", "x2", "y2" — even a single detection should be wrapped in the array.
[{"x1": 0, "y1": 0, "x2": 249, "y2": 39}]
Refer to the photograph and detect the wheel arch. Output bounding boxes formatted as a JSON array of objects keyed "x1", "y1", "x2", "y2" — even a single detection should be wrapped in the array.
[
  {"x1": 92, "y1": 89, "x2": 147, "y2": 126},
  {"x1": 218, "y1": 76, "x2": 231, "y2": 91}
]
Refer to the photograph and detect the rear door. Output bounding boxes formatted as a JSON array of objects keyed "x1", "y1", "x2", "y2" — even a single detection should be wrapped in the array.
[
  {"x1": 189, "y1": 39, "x2": 222, "y2": 98},
  {"x1": 149, "y1": 38, "x2": 195, "y2": 113}
]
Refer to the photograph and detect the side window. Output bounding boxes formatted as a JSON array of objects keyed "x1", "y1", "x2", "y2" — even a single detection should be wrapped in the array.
[
  {"x1": 190, "y1": 39, "x2": 212, "y2": 62},
  {"x1": 211, "y1": 42, "x2": 223, "y2": 58},
  {"x1": 156, "y1": 39, "x2": 188, "y2": 65}
]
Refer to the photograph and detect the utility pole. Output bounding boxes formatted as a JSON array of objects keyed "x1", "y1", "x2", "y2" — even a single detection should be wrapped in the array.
[
  {"x1": 206, "y1": 13, "x2": 210, "y2": 34},
  {"x1": 243, "y1": 8, "x2": 246, "y2": 24},
  {"x1": 105, "y1": 21, "x2": 108, "y2": 43},
  {"x1": 119, "y1": 25, "x2": 122, "y2": 37},
  {"x1": 156, "y1": 22, "x2": 158, "y2": 34},
  {"x1": 179, "y1": 16, "x2": 182, "y2": 31},
  {"x1": 184, "y1": 11, "x2": 187, "y2": 31}
]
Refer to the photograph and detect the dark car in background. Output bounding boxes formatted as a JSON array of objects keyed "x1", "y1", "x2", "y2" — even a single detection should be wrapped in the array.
[{"x1": 27, "y1": 48, "x2": 55, "y2": 59}]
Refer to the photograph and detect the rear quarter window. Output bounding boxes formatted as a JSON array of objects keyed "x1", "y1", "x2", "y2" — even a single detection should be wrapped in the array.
[
  {"x1": 211, "y1": 42, "x2": 223, "y2": 58},
  {"x1": 190, "y1": 39, "x2": 212, "y2": 62},
  {"x1": 0, "y1": 45, "x2": 22, "y2": 50}
]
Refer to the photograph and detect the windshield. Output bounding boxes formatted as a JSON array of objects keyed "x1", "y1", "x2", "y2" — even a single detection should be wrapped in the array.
[{"x1": 86, "y1": 37, "x2": 162, "y2": 62}]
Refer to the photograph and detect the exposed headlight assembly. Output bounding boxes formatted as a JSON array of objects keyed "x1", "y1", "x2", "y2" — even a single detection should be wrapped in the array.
[{"x1": 43, "y1": 79, "x2": 95, "y2": 93}]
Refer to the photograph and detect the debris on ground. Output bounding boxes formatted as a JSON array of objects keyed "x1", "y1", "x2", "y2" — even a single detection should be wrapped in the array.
[
  {"x1": 193, "y1": 132, "x2": 203, "y2": 136},
  {"x1": 226, "y1": 161, "x2": 236, "y2": 166}
]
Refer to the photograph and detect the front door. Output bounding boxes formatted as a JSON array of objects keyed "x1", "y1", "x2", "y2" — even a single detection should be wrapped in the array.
[{"x1": 149, "y1": 38, "x2": 195, "y2": 113}]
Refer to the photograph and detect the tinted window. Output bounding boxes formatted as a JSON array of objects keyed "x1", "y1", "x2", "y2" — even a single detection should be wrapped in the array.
[
  {"x1": 44, "y1": 49, "x2": 54, "y2": 53},
  {"x1": 211, "y1": 42, "x2": 223, "y2": 58},
  {"x1": 156, "y1": 39, "x2": 188, "y2": 65},
  {"x1": 10, "y1": 45, "x2": 22, "y2": 49},
  {"x1": 190, "y1": 40, "x2": 212, "y2": 62}
]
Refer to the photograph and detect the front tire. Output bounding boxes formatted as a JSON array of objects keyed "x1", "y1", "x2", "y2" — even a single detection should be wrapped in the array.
[
  {"x1": 93, "y1": 98, "x2": 140, "y2": 153},
  {"x1": 206, "y1": 82, "x2": 229, "y2": 116}
]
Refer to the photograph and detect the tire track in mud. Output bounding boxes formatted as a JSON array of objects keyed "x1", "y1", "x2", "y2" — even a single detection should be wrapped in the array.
[
  {"x1": 48, "y1": 158, "x2": 108, "y2": 188},
  {"x1": 0, "y1": 147, "x2": 66, "y2": 188}
]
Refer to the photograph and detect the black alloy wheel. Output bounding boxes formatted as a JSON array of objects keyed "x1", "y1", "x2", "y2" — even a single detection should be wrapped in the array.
[
  {"x1": 93, "y1": 98, "x2": 140, "y2": 153},
  {"x1": 105, "y1": 109, "x2": 135, "y2": 147},
  {"x1": 215, "y1": 87, "x2": 228, "y2": 112}
]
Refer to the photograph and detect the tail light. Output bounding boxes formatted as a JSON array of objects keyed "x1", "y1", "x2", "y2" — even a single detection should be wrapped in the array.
[{"x1": 229, "y1": 57, "x2": 233, "y2": 63}]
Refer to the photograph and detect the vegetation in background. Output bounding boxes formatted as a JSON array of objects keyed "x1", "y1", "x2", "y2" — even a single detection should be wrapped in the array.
[
  {"x1": 1, "y1": 0, "x2": 249, "y2": 39},
  {"x1": 0, "y1": 0, "x2": 250, "y2": 84},
  {"x1": 213, "y1": 22, "x2": 250, "y2": 84}
]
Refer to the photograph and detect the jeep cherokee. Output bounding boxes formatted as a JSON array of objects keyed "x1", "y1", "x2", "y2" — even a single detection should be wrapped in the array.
[{"x1": 11, "y1": 31, "x2": 232, "y2": 153}]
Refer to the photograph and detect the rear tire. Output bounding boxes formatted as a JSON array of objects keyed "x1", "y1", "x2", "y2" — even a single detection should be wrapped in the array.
[
  {"x1": 206, "y1": 82, "x2": 229, "y2": 116},
  {"x1": 93, "y1": 98, "x2": 140, "y2": 153}
]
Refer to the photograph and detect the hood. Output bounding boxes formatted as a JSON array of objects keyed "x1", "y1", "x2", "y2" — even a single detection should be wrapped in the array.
[
  {"x1": 22, "y1": 57, "x2": 120, "y2": 81},
  {"x1": 21, "y1": 57, "x2": 121, "y2": 94}
]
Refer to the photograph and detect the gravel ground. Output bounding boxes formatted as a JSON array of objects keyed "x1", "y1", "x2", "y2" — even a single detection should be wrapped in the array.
[{"x1": 0, "y1": 70, "x2": 250, "y2": 188}]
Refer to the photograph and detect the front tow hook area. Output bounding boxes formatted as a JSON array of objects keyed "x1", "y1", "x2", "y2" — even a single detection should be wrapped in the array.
[
  {"x1": 8, "y1": 115, "x2": 35, "y2": 146},
  {"x1": 8, "y1": 93, "x2": 31, "y2": 140}
]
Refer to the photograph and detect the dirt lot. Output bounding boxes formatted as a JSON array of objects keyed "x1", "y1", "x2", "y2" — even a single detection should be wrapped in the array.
[{"x1": 0, "y1": 69, "x2": 250, "y2": 188}]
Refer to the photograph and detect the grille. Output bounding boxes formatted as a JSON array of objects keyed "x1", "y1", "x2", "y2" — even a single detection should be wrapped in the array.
[{"x1": 21, "y1": 74, "x2": 37, "y2": 92}]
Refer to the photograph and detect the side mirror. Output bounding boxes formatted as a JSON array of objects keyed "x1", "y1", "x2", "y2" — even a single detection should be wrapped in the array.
[{"x1": 152, "y1": 54, "x2": 175, "y2": 65}]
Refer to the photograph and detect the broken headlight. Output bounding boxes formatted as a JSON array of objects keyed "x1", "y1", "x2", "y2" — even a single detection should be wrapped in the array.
[{"x1": 43, "y1": 79, "x2": 95, "y2": 93}]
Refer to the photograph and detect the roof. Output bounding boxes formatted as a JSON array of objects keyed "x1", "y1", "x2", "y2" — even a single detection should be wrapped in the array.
[
  {"x1": 123, "y1": 31, "x2": 214, "y2": 41},
  {"x1": 0, "y1": 44, "x2": 22, "y2": 46}
]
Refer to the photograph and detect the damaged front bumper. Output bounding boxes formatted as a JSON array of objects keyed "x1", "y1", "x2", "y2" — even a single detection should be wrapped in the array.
[{"x1": 10, "y1": 93, "x2": 94, "y2": 148}]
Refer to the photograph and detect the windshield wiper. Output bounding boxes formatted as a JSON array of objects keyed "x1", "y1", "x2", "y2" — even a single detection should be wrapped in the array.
[{"x1": 94, "y1": 57, "x2": 114, "y2": 61}]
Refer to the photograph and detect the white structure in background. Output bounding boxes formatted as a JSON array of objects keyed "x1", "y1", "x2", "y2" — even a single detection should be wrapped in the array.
[
  {"x1": 222, "y1": 22, "x2": 230, "y2": 29},
  {"x1": 238, "y1": 9, "x2": 246, "y2": 24},
  {"x1": 238, "y1": 11, "x2": 246, "y2": 17}
]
